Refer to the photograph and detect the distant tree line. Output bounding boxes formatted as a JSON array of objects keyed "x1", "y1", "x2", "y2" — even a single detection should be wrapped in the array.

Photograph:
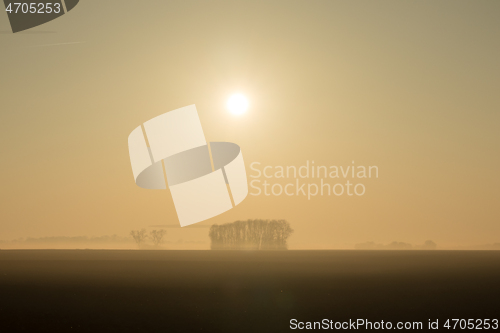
[
  {"x1": 209, "y1": 219, "x2": 293, "y2": 250},
  {"x1": 355, "y1": 240, "x2": 437, "y2": 250}
]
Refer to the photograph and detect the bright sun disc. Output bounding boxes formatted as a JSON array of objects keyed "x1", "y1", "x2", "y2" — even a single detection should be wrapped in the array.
[{"x1": 227, "y1": 94, "x2": 248, "y2": 115}]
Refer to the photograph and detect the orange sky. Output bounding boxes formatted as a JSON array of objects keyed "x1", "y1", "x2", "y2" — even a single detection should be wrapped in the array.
[{"x1": 0, "y1": 0, "x2": 499, "y2": 248}]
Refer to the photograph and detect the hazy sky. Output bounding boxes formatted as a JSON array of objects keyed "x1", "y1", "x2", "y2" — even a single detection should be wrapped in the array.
[{"x1": 0, "y1": 0, "x2": 499, "y2": 248}]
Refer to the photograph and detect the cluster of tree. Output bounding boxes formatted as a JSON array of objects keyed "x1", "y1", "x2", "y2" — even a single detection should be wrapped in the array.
[
  {"x1": 130, "y1": 229, "x2": 167, "y2": 247},
  {"x1": 209, "y1": 219, "x2": 293, "y2": 250},
  {"x1": 355, "y1": 240, "x2": 437, "y2": 250}
]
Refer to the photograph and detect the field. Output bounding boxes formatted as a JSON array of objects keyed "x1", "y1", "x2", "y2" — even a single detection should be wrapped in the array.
[{"x1": 1, "y1": 250, "x2": 499, "y2": 332}]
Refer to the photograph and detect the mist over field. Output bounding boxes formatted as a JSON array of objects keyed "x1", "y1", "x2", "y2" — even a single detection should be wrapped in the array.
[
  {"x1": 1, "y1": 0, "x2": 499, "y2": 330},
  {"x1": 1, "y1": 0, "x2": 499, "y2": 249},
  {"x1": 0, "y1": 234, "x2": 208, "y2": 250},
  {"x1": 1, "y1": 233, "x2": 499, "y2": 250}
]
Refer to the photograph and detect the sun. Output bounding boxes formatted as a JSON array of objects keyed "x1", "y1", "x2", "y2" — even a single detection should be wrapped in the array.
[{"x1": 227, "y1": 94, "x2": 248, "y2": 115}]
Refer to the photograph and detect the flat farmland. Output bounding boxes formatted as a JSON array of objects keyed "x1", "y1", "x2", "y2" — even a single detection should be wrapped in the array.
[{"x1": 0, "y1": 250, "x2": 499, "y2": 332}]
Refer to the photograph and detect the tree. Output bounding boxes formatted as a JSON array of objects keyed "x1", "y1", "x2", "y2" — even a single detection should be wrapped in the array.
[
  {"x1": 150, "y1": 229, "x2": 167, "y2": 247},
  {"x1": 422, "y1": 240, "x2": 437, "y2": 249},
  {"x1": 209, "y1": 219, "x2": 293, "y2": 250},
  {"x1": 130, "y1": 229, "x2": 147, "y2": 247},
  {"x1": 386, "y1": 241, "x2": 412, "y2": 250}
]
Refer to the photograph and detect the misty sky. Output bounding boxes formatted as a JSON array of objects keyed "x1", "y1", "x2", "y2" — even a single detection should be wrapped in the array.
[{"x1": 0, "y1": 0, "x2": 499, "y2": 248}]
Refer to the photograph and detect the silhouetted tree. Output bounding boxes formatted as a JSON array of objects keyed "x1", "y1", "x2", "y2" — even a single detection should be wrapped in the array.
[
  {"x1": 386, "y1": 241, "x2": 412, "y2": 249},
  {"x1": 422, "y1": 240, "x2": 437, "y2": 249},
  {"x1": 209, "y1": 219, "x2": 293, "y2": 250},
  {"x1": 150, "y1": 229, "x2": 166, "y2": 247},
  {"x1": 130, "y1": 229, "x2": 147, "y2": 247}
]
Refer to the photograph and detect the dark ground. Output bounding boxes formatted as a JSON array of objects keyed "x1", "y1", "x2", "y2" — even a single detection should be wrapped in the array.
[{"x1": 0, "y1": 250, "x2": 499, "y2": 332}]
